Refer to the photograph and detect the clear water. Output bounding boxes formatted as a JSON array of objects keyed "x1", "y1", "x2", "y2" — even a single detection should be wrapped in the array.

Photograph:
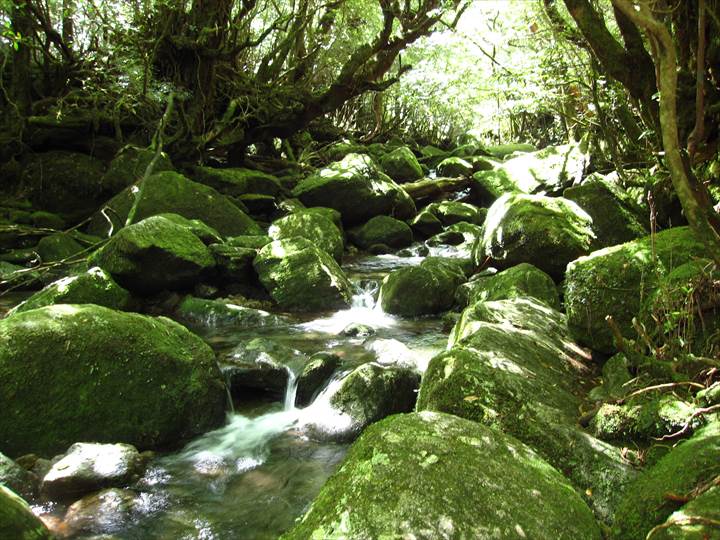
[{"x1": 33, "y1": 253, "x2": 449, "y2": 539}]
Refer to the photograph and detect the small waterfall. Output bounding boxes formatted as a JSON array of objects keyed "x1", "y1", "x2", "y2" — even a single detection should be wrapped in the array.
[
  {"x1": 351, "y1": 279, "x2": 379, "y2": 309},
  {"x1": 218, "y1": 362, "x2": 235, "y2": 414},
  {"x1": 283, "y1": 369, "x2": 299, "y2": 411}
]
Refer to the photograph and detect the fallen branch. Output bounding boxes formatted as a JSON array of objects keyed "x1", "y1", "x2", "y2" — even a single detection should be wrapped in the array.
[
  {"x1": 402, "y1": 177, "x2": 470, "y2": 201},
  {"x1": 653, "y1": 404, "x2": 720, "y2": 441}
]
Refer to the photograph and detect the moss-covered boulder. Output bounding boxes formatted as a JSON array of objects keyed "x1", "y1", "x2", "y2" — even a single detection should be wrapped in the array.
[
  {"x1": 292, "y1": 153, "x2": 416, "y2": 225},
  {"x1": 36, "y1": 232, "x2": 84, "y2": 263},
  {"x1": 295, "y1": 352, "x2": 341, "y2": 407},
  {"x1": 253, "y1": 237, "x2": 352, "y2": 311},
  {"x1": 378, "y1": 146, "x2": 423, "y2": 183},
  {"x1": 486, "y1": 142, "x2": 536, "y2": 158},
  {"x1": 209, "y1": 243, "x2": 256, "y2": 283},
  {"x1": 0, "y1": 485, "x2": 53, "y2": 540},
  {"x1": 436, "y1": 156, "x2": 473, "y2": 177},
  {"x1": 304, "y1": 362, "x2": 419, "y2": 441},
  {"x1": 225, "y1": 235, "x2": 272, "y2": 249},
  {"x1": 651, "y1": 485, "x2": 720, "y2": 539},
  {"x1": 284, "y1": 411, "x2": 602, "y2": 540},
  {"x1": 173, "y1": 296, "x2": 283, "y2": 330},
  {"x1": 425, "y1": 200, "x2": 484, "y2": 226},
  {"x1": 0, "y1": 304, "x2": 226, "y2": 458},
  {"x1": 379, "y1": 257, "x2": 466, "y2": 316},
  {"x1": 191, "y1": 166, "x2": 282, "y2": 196},
  {"x1": 418, "y1": 298, "x2": 636, "y2": 523},
  {"x1": 565, "y1": 227, "x2": 707, "y2": 353},
  {"x1": 0, "y1": 452, "x2": 37, "y2": 500},
  {"x1": 102, "y1": 146, "x2": 173, "y2": 194},
  {"x1": 348, "y1": 215, "x2": 413, "y2": 250},
  {"x1": 90, "y1": 215, "x2": 215, "y2": 294},
  {"x1": 156, "y1": 213, "x2": 223, "y2": 244},
  {"x1": 455, "y1": 263, "x2": 560, "y2": 309},
  {"x1": 564, "y1": 177, "x2": 647, "y2": 248},
  {"x1": 474, "y1": 193, "x2": 594, "y2": 280},
  {"x1": 8, "y1": 267, "x2": 132, "y2": 315},
  {"x1": 612, "y1": 419, "x2": 720, "y2": 539},
  {"x1": 22, "y1": 151, "x2": 106, "y2": 219},
  {"x1": 408, "y1": 210, "x2": 443, "y2": 238},
  {"x1": 269, "y1": 211, "x2": 344, "y2": 261},
  {"x1": 88, "y1": 171, "x2": 262, "y2": 239}
]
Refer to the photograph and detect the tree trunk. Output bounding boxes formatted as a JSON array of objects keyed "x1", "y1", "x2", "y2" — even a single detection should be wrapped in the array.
[{"x1": 10, "y1": 3, "x2": 34, "y2": 117}]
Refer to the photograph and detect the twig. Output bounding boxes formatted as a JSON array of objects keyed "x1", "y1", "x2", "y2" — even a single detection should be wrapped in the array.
[
  {"x1": 653, "y1": 404, "x2": 720, "y2": 441},
  {"x1": 617, "y1": 381, "x2": 705, "y2": 404},
  {"x1": 646, "y1": 516, "x2": 720, "y2": 539}
]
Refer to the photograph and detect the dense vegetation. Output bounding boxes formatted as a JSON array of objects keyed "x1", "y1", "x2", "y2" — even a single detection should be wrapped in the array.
[{"x1": 0, "y1": 1, "x2": 719, "y2": 539}]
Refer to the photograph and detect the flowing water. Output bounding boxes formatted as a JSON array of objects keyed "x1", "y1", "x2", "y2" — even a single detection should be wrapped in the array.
[{"x1": 32, "y1": 252, "x2": 452, "y2": 539}]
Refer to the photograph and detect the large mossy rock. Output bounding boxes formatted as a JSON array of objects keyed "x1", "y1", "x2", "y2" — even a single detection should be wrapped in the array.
[
  {"x1": 474, "y1": 193, "x2": 594, "y2": 280},
  {"x1": 418, "y1": 298, "x2": 636, "y2": 523},
  {"x1": 191, "y1": 166, "x2": 282, "y2": 196},
  {"x1": 268, "y1": 211, "x2": 344, "y2": 262},
  {"x1": 8, "y1": 267, "x2": 132, "y2": 315},
  {"x1": 436, "y1": 156, "x2": 473, "y2": 177},
  {"x1": 88, "y1": 171, "x2": 261, "y2": 238},
  {"x1": 90, "y1": 215, "x2": 215, "y2": 294},
  {"x1": 651, "y1": 486, "x2": 720, "y2": 539},
  {"x1": 564, "y1": 177, "x2": 647, "y2": 248},
  {"x1": 0, "y1": 485, "x2": 53, "y2": 540},
  {"x1": 173, "y1": 296, "x2": 283, "y2": 330},
  {"x1": 472, "y1": 144, "x2": 587, "y2": 204},
  {"x1": 304, "y1": 362, "x2": 420, "y2": 441},
  {"x1": 102, "y1": 146, "x2": 173, "y2": 194},
  {"x1": 612, "y1": 419, "x2": 720, "y2": 539},
  {"x1": 565, "y1": 226, "x2": 707, "y2": 353},
  {"x1": 456, "y1": 263, "x2": 560, "y2": 309},
  {"x1": 283, "y1": 411, "x2": 602, "y2": 540},
  {"x1": 292, "y1": 153, "x2": 416, "y2": 225},
  {"x1": 253, "y1": 237, "x2": 353, "y2": 311},
  {"x1": 425, "y1": 200, "x2": 484, "y2": 226},
  {"x1": 348, "y1": 215, "x2": 412, "y2": 250},
  {"x1": 0, "y1": 304, "x2": 226, "y2": 458},
  {"x1": 378, "y1": 146, "x2": 423, "y2": 183},
  {"x1": 22, "y1": 151, "x2": 106, "y2": 219},
  {"x1": 36, "y1": 232, "x2": 84, "y2": 263},
  {"x1": 380, "y1": 257, "x2": 466, "y2": 316}
]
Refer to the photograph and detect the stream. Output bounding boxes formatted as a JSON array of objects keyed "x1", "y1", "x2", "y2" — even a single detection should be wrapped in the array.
[{"x1": 30, "y1": 250, "x2": 456, "y2": 539}]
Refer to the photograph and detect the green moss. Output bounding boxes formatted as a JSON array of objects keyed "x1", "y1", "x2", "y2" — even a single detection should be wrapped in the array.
[
  {"x1": 8, "y1": 267, "x2": 132, "y2": 315},
  {"x1": 156, "y1": 213, "x2": 222, "y2": 244},
  {"x1": 565, "y1": 227, "x2": 707, "y2": 353},
  {"x1": 378, "y1": 146, "x2": 423, "y2": 183},
  {"x1": 292, "y1": 153, "x2": 416, "y2": 225},
  {"x1": 425, "y1": 201, "x2": 484, "y2": 226},
  {"x1": 436, "y1": 157, "x2": 473, "y2": 177},
  {"x1": 174, "y1": 296, "x2": 283, "y2": 329},
  {"x1": 102, "y1": 146, "x2": 173, "y2": 194},
  {"x1": 0, "y1": 485, "x2": 53, "y2": 540},
  {"x1": 613, "y1": 419, "x2": 720, "y2": 539},
  {"x1": 90, "y1": 215, "x2": 215, "y2": 294},
  {"x1": 191, "y1": 166, "x2": 282, "y2": 196},
  {"x1": 36, "y1": 233, "x2": 84, "y2": 263},
  {"x1": 0, "y1": 304, "x2": 226, "y2": 457},
  {"x1": 474, "y1": 193, "x2": 594, "y2": 280},
  {"x1": 348, "y1": 216, "x2": 413, "y2": 250},
  {"x1": 651, "y1": 486, "x2": 720, "y2": 539},
  {"x1": 253, "y1": 237, "x2": 353, "y2": 311},
  {"x1": 282, "y1": 412, "x2": 601, "y2": 540},
  {"x1": 269, "y1": 211, "x2": 344, "y2": 261}
]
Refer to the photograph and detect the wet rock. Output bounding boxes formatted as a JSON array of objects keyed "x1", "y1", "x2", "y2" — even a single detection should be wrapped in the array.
[
  {"x1": 21, "y1": 150, "x2": 106, "y2": 219},
  {"x1": 408, "y1": 210, "x2": 443, "y2": 238},
  {"x1": 304, "y1": 363, "x2": 420, "y2": 441},
  {"x1": 425, "y1": 230, "x2": 465, "y2": 246},
  {"x1": 254, "y1": 238, "x2": 353, "y2": 311},
  {"x1": 418, "y1": 297, "x2": 636, "y2": 523},
  {"x1": 36, "y1": 232, "x2": 84, "y2": 262},
  {"x1": 0, "y1": 304, "x2": 226, "y2": 457},
  {"x1": 41, "y1": 443, "x2": 145, "y2": 500},
  {"x1": 295, "y1": 352, "x2": 341, "y2": 407},
  {"x1": 455, "y1": 263, "x2": 559, "y2": 309},
  {"x1": 30, "y1": 211, "x2": 65, "y2": 230},
  {"x1": 62, "y1": 488, "x2": 138, "y2": 538},
  {"x1": 90, "y1": 215, "x2": 215, "y2": 295},
  {"x1": 564, "y1": 176, "x2": 647, "y2": 248},
  {"x1": 348, "y1": 215, "x2": 413, "y2": 250},
  {"x1": 565, "y1": 227, "x2": 707, "y2": 353},
  {"x1": 174, "y1": 296, "x2": 283, "y2": 329},
  {"x1": 283, "y1": 411, "x2": 601, "y2": 540},
  {"x1": 8, "y1": 267, "x2": 132, "y2": 316},
  {"x1": 340, "y1": 323, "x2": 375, "y2": 338},
  {"x1": 612, "y1": 419, "x2": 720, "y2": 539},
  {"x1": 102, "y1": 146, "x2": 173, "y2": 194},
  {"x1": 269, "y1": 211, "x2": 344, "y2": 262},
  {"x1": 364, "y1": 338, "x2": 417, "y2": 369},
  {"x1": 292, "y1": 153, "x2": 415, "y2": 225},
  {"x1": 474, "y1": 193, "x2": 594, "y2": 281},
  {"x1": 378, "y1": 146, "x2": 423, "y2": 183},
  {"x1": 191, "y1": 166, "x2": 283, "y2": 197},
  {"x1": 223, "y1": 337, "x2": 305, "y2": 400},
  {"x1": 425, "y1": 200, "x2": 484, "y2": 226},
  {"x1": 0, "y1": 485, "x2": 53, "y2": 540},
  {"x1": 0, "y1": 452, "x2": 38, "y2": 499},
  {"x1": 380, "y1": 257, "x2": 466, "y2": 316},
  {"x1": 436, "y1": 157, "x2": 473, "y2": 177}
]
